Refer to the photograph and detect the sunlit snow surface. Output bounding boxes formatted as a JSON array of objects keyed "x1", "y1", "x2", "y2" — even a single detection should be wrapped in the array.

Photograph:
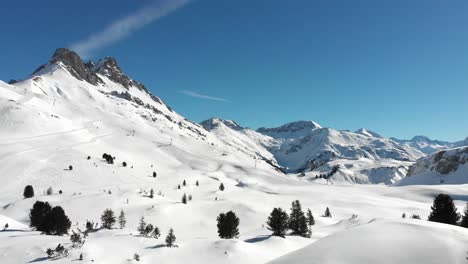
[{"x1": 1, "y1": 65, "x2": 468, "y2": 263}]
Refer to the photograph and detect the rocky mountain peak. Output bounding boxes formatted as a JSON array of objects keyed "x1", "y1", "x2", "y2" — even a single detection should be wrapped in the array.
[{"x1": 200, "y1": 117, "x2": 243, "y2": 131}]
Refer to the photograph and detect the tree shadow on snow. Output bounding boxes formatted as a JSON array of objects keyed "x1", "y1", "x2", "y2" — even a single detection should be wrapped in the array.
[
  {"x1": 27, "y1": 257, "x2": 48, "y2": 263},
  {"x1": 244, "y1": 235, "x2": 271, "y2": 243},
  {"x1": 145, "y1": 244, "x2": 167, "y2": 249}
]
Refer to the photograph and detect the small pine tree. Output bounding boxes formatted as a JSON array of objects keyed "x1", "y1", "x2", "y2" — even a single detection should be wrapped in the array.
[
  {"x1": 219, "y1": 183, "x2": 225, "y2": 191},
  {"x1": 46, "y1": 248, "x2": 55, "y2": 258},
  {"x1": 122, "y1": 162, "x2": 127, "y2": 167},
  {"x1": 23, "y1": 185, "x2": 34, "y2": 198},
  {"x1": 144, "y1": 224, "x2": 154, "y2": 237},
  {"x1": 79, "y1": 253, "x2": 83, "y2": 261},
  {"x1": 428, "y1": 193, "x2": 460, "y2": 225},
  {"x1": 266, "y1": 207, "x2": 289, "y2": 237},
  {"x1": 188, "y1": 194, "x2": 192, "y2": 201},
  {"x1": 289, "y1": 200, "x2": 309, "y2": 237},
  {"x1": 100, "y1": 209, "x2": 116, "y2": 229},
  {"x1": 69, "y1": 165, "x2": 73, "y2": 171},
  {"x1": 118, "y1": 210, "x2": 126, "y2": 229},
  {"x1": 196, "y1": 180, "x2": 199, "y2": 186},
  {"x1": 182, "y1": 193, "x2": 187, "y2": 204},
  {"x1": 87, "y1": 156, "x2": 91, "y2": 160},
  {"x1": 183, "y1": 180, "x2": 186, "y2": 187},
  {"x1": 217, "y1": 211, "x2": 240, "y2": 239},
  {"x1": 85, "y1": 221, "x2": 94, "y2": 231},
  {"x1": 460, "y1": 203, "x2": 468, "y2": 228},
  {"x1": 402, "y1": 213, "x2": 406, "y2": 219},
  {"x1": 46, "y1": 187, "x2": 53, "y2": 195},
  {"x1": 134, "y1": 253, "x2": 140, "y2": 262},
  {"x1": 138, "y1": 216, "x2": 146, "y2": 235},
  {"x1": 177, "y1": 184, "x2": 181, "y2": 190},
  {"x1": 165, "y1": 228, "x2": 176, "y2": 247},
  {"x1": 153, "y1": 171, "x2": 157, "y2": 178},
  {"x1": 323, "y1": 207, "x2": 332, "y2": 218},
  {"x1": 149, "y1": 188, "x2": 154, "y2": 199},
  {"x1": 151, "y1": 226, "x2": 161, "y2": 239},
  {"x1": 70, "y1": 231, "x2": 83, "y2": 247},
  {"x1": 306, "y1": 208, "x2": 315, "y2": 226}
]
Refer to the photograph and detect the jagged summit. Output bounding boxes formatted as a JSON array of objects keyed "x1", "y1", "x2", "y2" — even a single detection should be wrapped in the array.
[{"x1": 31, "y1": 48, "x2": 148, "y2": 92}]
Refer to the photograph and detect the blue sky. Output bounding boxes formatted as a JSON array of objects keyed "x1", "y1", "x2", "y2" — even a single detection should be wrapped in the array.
[{"x1": 1, "y1": 0, "x2": 467, "y2": 141}]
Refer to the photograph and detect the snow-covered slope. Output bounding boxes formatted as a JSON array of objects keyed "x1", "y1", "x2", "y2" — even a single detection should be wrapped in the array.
[
  {"x1": 269, "y1": 218, "x2": 468, "y2": 264},
  {"x1": 200, "y1": 118, "x2": 285, "y2": 172},
  {"x1": 397, "y1": 146, "x2": 468, "y2": 185}
]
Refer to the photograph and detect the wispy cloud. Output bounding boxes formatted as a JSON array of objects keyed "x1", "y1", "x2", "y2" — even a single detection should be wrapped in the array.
[
  {"x1": 70, "y1": 0, "x2": 190, "y2": 57},
  {"x1": 180, "y1": 90, "x2": 229, "y2": 102}
]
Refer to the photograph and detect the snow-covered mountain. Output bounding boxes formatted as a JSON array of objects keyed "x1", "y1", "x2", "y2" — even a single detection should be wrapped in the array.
[
  {"x1": 391, "y1": 135, "x2": 467, "y2": 155},
  {"x1": 397, "y1": 146, "x2": 468, "y2": 185},
  {"x1": 3, "y1": 48, "x2": 468, "y2": 264},
  {"x1": 199, "y1": 118, "x2": 285, "y2": 172},
  {"x1": 201, "y1": 118, "x2": 425, "y2": 184}
]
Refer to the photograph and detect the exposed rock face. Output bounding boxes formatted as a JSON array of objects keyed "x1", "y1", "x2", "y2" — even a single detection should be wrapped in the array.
[
  {"x1": 92, "y1": 57, "x2": 150, "y2": 93},
  {"x1": 35, "y1": 48, "x2": 103, "y2": 85},
  {"x1": 407, "y1": 146, "x2": 468, "y2": 176}
]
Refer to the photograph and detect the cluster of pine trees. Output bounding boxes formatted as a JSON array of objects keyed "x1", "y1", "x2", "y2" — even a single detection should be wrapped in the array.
[
  {"x1": 267, "y1": 200, "x2": 315, "y2": 238},
  {"x1": 29, "y1": 201, "x2": 71, "y2": 235}
]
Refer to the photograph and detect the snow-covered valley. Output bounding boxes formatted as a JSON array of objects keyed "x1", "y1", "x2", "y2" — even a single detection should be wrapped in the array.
[{"x1": 1, "y1": 48, "x2": 468, "y2": 264}]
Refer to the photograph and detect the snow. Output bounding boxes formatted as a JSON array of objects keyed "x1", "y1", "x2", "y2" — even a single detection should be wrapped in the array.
[
  {"x1": 269, "y1": 218, "x2": 468, "y2": 264},
  {"x1": 2, "y1": 53, "x2": 468, "y2": 263}
]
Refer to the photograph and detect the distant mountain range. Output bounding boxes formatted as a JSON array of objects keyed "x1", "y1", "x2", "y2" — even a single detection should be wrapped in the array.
[{"x1": 1, "y1": 48, "x2": 467, "y2": 185}]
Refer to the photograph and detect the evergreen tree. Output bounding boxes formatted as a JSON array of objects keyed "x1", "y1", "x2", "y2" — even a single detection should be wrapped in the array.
[
  {"x1": 134, "y1": 253, "x2": 140, "y2": 262},
  {"x1": 69, "y1": 165, "x2": 73, "y2": 171},
  {"x1": 70, "y1": 231, "x2": 83, "y2": 247},
  {"x1": 149, "y1": 188, "x2": 154, "y2": 199},
  {"x1": 165, "y1": 228, "x2": 176, "y2": 247},
  {"x1": 219, "y1": 183, "x2": 225, "y2": 191},
  {"x1": 118, "y1": 210, "x2": 126, "y2": 229},
  {"x1": 30, "y1": 201, "x2": 52, "y2": 230},
  {"x1": 182, "y1": 193, "x2": 187, "y2": 204},
  {"x1": 266, "y1": 207, "x2": 289, "y2": 237},
  {"x1": 138, "y1": 216, "x2": 146, "y2": 235},
  {"x1": 42, "y1": 206, "x2": 71, "y2": 235},
  {"x1": 144, "y1": 224, "x2": 154, "y2": 237},
  {"x1": 460, "y1": 203, "x2": 468, "y2": 228},
  {"x1": 46, "y1": 187, "x2": 53, "y2": 195},
  {"x1": 23, "y1": 185, "x2": 34, "y2": 198},
  {"x1": 100, "y1": 209, "x2": 116, "y2": 229},
  {"x1": 196, "y1": 180, "x2": 199, "y2": 186},
  {"x1": 306, "y1": 208, "x2": 315, "y2": 226},
  {"x1": 122, "y1": 162, "x2": 127, "y2": 167},
  {"x1": 428, "y1": 193, "x2": 460, "y2": 225},
  {"x1": 323, "y1": 207, "x2": 332, "y2": 218},
  {"x1": 153, "y1": 171, "x2": 157, "y2": 178},
  {"x1": 289, "y1": 200, "x2": 309, "y2": 237},
  {"x1": 217, "y1": 211, "x2": 240, "y2": 239},
  {"x1": 177, "y1": 184, "x2": 181, "y2": 190},
  {"x1": 85, "y1": 221, "x2": 94, "y2": 231},
  {"x1": 151, "y1": 226, "x2": 161, "y2": 239},
  {"x1": 402, "y1": 213, "x2": 406, "y2": 219},
  {"x1": 183, "y1": 180, "x2": 186, "y2": 187}
]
